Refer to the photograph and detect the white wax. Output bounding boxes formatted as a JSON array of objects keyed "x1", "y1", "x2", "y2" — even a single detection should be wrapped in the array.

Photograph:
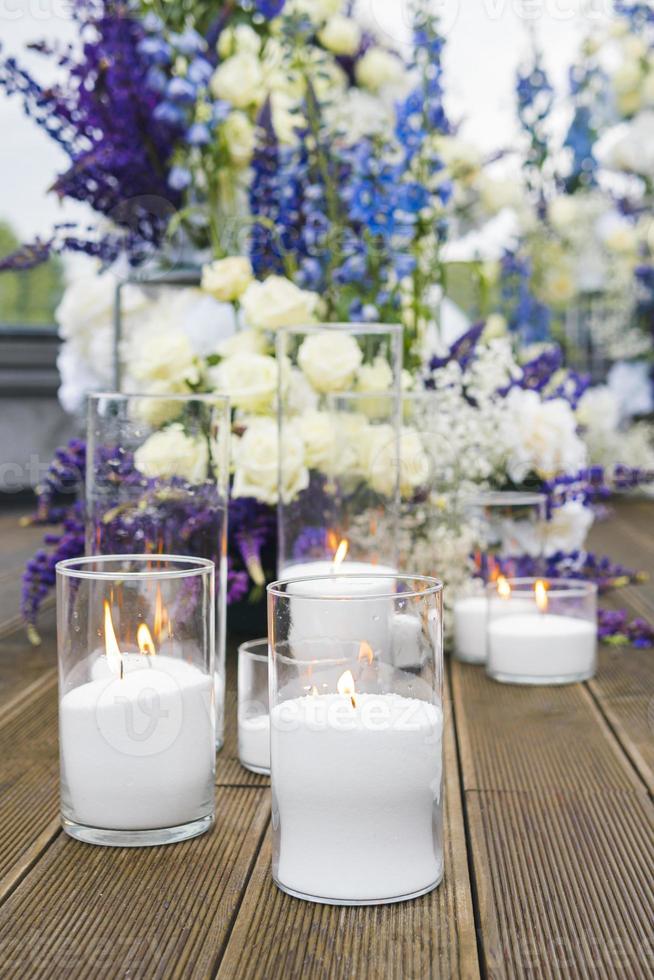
[
  {"x1": 271, "y1": 692, "x2": 443, "y2": 903},
  {"x1": 238, "y1": 714, "x2": 271, "y2": 773},
  {"x1": 280, "y1": 561, "x2": 397, "y2": 660},
  {"x1": 61, "y1": 656, "x2": 214, "y2": 830},
  {"x1": 453, "y1": 596, "x2": 488, "y2": 664},
  {"x1": 487, "y1": 613, "x2": 596, "y2": 683},
  {"x1": 453, "y1": 596, "x2": 534, "y2": 664}
]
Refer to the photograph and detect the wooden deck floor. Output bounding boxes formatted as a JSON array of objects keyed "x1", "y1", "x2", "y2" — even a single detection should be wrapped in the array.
[{"x1": 0, "y1": 502, "x2": 652, "y2": 978}]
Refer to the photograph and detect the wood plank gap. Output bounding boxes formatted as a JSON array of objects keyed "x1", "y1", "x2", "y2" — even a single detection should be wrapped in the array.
[
  {"x1": 584, "y1": 681, "x2": 654, "y2": 797},
  {"x1": 578, "y1": 683, "x2": 652, "y2": 798},
  {"x1": 208, "y1": 803, "x2": 272, "y2": 980},
  {"x1": 0, "y1": 670, "x2": 57, "y2": 729},
  {"x1": 447, "y1": 658, "x2": 491, "y2": 980},
  {"x1": 0, "y1": 820, "x2": 61, "y2": 907}
]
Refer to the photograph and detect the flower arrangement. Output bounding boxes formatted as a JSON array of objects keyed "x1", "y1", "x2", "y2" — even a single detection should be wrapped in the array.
[{"x1": 4, "y1": 1, "x2": 654, "y2": 646}]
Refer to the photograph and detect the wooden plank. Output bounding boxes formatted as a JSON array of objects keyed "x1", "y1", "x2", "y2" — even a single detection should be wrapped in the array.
[
  {"x1": 451, "y1": 662, "x2": 646, "y2": 796},
  {"x1": 216, "y1": 676, "x2": 480, "y2": 980},
  {"x1": 466, "y1": 789, "x2": 653, "y2": 979},
  {"x1": 588, "y1": 646, "x2": 654, "y2": 795},
  {"x1": 0, "y1": 787, "x2": 270, "y2": 979},
  {"x1": 0, "y1": 609, "x2": 57, "y2": 712}
]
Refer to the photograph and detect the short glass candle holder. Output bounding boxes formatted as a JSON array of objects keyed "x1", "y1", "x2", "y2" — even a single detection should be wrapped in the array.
[
  {"x1": 485, "y1": 577, "x2": 597, "y2": 685},
  {"x1": 86, "y1": 392, "x2": 229, "y2": 749},
  {"x1": 238, "y1": 638, "x2": 270, "y2": 775},
  {"x1": 56, "y1": 555, "x2": 216, "y2": 847},
  {"x1": 267, "y1": 573, "x2": 444, "y2": 906}
]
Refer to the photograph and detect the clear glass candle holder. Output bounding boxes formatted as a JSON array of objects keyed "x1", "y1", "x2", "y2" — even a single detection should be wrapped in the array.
[
  {"x1": 86, "y1": 392, "x2": 229, "y2": 749},
  {"x1": 267, "y1": 572, "x2": 444, "y2": 906},
  {"x1": 485, "y1": 577, "x2": 597, "y2": 685},
  {"x1": 467, "y1": 491, "x2": 547, "y2": 580},
  {"x1": 276, "y1": 323, "x2": 402, "y2": 575},
  {"x1": 238, "y1": 638, "x2": 270, "y2": 775},
  {"x1": 56, "y1": 555, "x2": 216, "y2": 847}
]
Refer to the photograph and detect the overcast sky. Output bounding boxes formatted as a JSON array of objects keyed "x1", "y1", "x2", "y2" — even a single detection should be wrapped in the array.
[{"x1": 0, "y1": 1, "x2": 613, "y2": 243}]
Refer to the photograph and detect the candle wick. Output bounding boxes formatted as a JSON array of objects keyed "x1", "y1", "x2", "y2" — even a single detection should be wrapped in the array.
[
  {"x1": 120, "y1": 660, "x2": 124, "y2": 681},
  {"x1": 350, "y1": 695, "x2": 356, "y2": 709}
]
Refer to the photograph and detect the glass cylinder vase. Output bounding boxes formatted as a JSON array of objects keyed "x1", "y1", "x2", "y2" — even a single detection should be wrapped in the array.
[
  {"x1": 453, "y1": 491, "x2": 547, "y2": 664},
  {"x1": 238, "y1": 638, "x2": 270, "y2": 775},
  {"x1": 486, "y1": 577, "x2": 597, "y2": 685},
  {"x1": 56, "y1": 555, "x2": 215, "y2": 846},
  {"x1": 267, "y1": 572, "x2": 444, "y2": 906},
  {"x1": 86, "y1": 392, "x2": 229, "y2": 747},
  {"x1": 275, "y1": 323, "x2": 402, "y2": 576}
]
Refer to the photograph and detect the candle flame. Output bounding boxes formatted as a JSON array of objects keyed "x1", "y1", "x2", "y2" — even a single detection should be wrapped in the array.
[
  {"x1": 332, "y1": 538, "x2": 349, "y2": 568},
  {"x1": 103, "y1": 600, "x2": 123, "y2": 679},
  {"x1": 337, "y1": 669, "x2": 357, "y2": 709},
  {"x1": 497, "y1": 575, "x2": 511, "y2": 599},
  {"x1": 358, "y1": 641, "x2": 374, "y2": 665},
  {"x1": 535, "y1": 579, "x2": 549, "y2": 613},
  {"x1": 137, "y1": 622, "x2": 157, "y2": 656}
]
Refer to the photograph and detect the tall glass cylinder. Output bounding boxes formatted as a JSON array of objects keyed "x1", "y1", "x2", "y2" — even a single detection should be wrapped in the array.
[
  {"x1": 86, "y1": 393, "x2": 229, "y2": 747},
  {"x1": 267, "y1": 572, "x2": 444, "y2": 906},
  {"x1": 275, "y1": 323, "x2": 402, "y2": 575},
  {"x1": 56, "y1": 555, "x2": 215, "y2": 846}
]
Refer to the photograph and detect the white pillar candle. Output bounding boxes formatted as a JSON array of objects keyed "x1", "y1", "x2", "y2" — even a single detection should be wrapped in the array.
[
  {"x1": 487, "y1": 614, "x2": 596, "y2": 683},
  {"x1": 238, "y1": 714, "x2": 271, "y2": 773},
  {"x1": 61, "y1": 657, "x2": 214, "y2": 830},
  {"x1": 281, "y1": 561, "x2": 397, "y2": 658},
  {"x1": 454, "y1": 595, "x2": 534, "y2": 664},
  {"x1": 271, "y1": 692, "x2": 443, "y2": 903},
  {"x1": 453, "y1": 596, "x2": 488, "y2": 664}
]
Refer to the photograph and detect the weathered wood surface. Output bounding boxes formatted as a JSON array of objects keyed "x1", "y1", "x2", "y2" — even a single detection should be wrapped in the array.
[{"x1": 0, "y1": 501, "x2": 651, "y2": 978}]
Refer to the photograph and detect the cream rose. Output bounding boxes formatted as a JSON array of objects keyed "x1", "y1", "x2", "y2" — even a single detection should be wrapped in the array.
[
  {"x1": 201, "y1": 257, "x2": 253, "y2": 302},
  {"x1": 216, "y1": 329, "x2": 269, "y2": 357},
  {"x1": 217, "y1": 23, "x2": 261, "y2": 59},
  {"x1": 298, "y1": 330, "x2": 363, "y2": 393},
  {"x1": 223, "y1": 111, "x2": 256, "y2": 167},
  {"x1": 362, "y1": 424, "x2": 431, "y2": 499},
  {"x1": 134, "y1": 424, "x2": 209, "y2": 484},
  {"x1": 128, "y1": 326, "x2": 198, "y2": 386},
  {"x1": 356, "y1": 356, "x2": 393, "y2": 392},
  {"x1": 232, "y1": 418, "x2": 309, "y2": 505},
  {"x1": 296, "y1": 410, "x2": 336, "y2": 470},
  {"x1": 506, "y1": 389, "x2": 586, "y2": 481},
  {"x1": 209, "y1": 353, "x2": 278, "y2": 413},
  {"x1": 210, "y1": 52, "x2": 263, "y2": 108},
  {"x1": 318, "y1": 15, "x2": 361, "y2": 56},
  {"x1": 241, "y1": 276, "x2": 319, "y2": 331},
  {"x1": 542, "y1": 500, "x2": 595, "y2": 556},
  {"x1": 355, "y1": 48, "x2": 404, "y2": 92}
]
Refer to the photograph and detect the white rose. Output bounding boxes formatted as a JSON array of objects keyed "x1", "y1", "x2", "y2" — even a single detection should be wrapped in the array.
[
  {"x1": 209, "y1": 353, "x2": 278, "y2": 413},
  {"x1": 357, "y1": 356, "x2": 393, "y2": 392},
  {"x1": 362, "y1": 424, "x2": 431, "y2": 499},
  {"x1": 210, "y1": 53, "x2": 263, "y2": 108},
  {"x1": 288, "y1": 0, "x2": 341, "y2": 22},
  {"x1": 506, "y1": 389, "x2": 586, "y2": 481},
  {"x1": 216, "y1": 329, "x2": 269, "y2": 357},
  {"x1": 483, "y1": 313, "x2": 507, "y2": 340},
  {"x1": 217, "y1": 24, "x2": 261, "y2": 59},
  {"x1": 134, "y1": 424, "x2": 209, "y2": 484},
  {"x1": 324, "y1": 89, "x2": 393, "y2": 142},
  {"x1": 270, "y1": 90, "x2": 305, "y2": 144},
  {"x1": 241, "y1": 276, "x2": 319, "y2": 331},
  {"x1": 56, "y1": 270, "x2": 146, "y2": 348},
  {"x1": 548, "y1": 196, "x2": 579, "y2": 230},
  {"x1": 132, "y1": 381, "x2": 189, "y2": 428},
  {"x1": 127, "y1": 325, "x2": 198, "y2": 386},
  {"x1": 285, "y1": 367, "x2": 319, "y2": 414},
  {"x1": 576, "y1": 385, "x2": 621, "y2": 434},
  {"x1": 298, "y1": 330, "x2": 363, "y2": 393},
  {"x1": 355, "y1": 48, "x2": 404, "y2": 92},
  {"x1": 223, "y1": 111, "x2": 256, "y2": 167},
  {"x1": 642, "y1": 71, "x2": 654, "y2": 107},
  {"x1": 540, "y1": 264, "x2": 576, "y2": 306},
  {"x1": 478, "y1": 175, "x2": 521, "y2": 214},
  {"x1": 542, "y1": 500, "x2": 595, "y2": 556},
  {"x1": 612, "y1": 60, "x2": 642, "y2": 96},
  {"x1": 296, "y1": 410, "x2": 336, "y2": 470},
  {"x1": 232, "y1": 418, "x2": 309, "y2": 505},
  {"x1": 201, "y1": 257, "x2": 253, "y2": 302},
  {"x1": 318, "y1": 15, "x2": 361, "y2": 56},
  {"x1": 600, "y1": 111, "x2": 654, "y2": 178}
]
